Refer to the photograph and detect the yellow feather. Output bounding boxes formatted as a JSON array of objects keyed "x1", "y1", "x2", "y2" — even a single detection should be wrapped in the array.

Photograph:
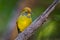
[{"x1": 17, "y1": 15, "x2": 32, "y2": 32}]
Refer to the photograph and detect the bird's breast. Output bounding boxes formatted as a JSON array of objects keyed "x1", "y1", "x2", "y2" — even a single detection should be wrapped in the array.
[{"x1": 17, "y1": 15, "x2": 32, "y2": 31}]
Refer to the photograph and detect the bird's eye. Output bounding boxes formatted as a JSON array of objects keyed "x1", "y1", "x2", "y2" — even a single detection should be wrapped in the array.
[
  {"x1": 24, "y1": 12, "x2": 28, "y2": 15},
  {"x1": 25, "y1": 12, "x2": 28, "y2": 13}
]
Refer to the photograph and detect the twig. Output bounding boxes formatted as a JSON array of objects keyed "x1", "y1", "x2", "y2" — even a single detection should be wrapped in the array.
[{"x1": 15, "y1": 0, "x2": 59, "y2": 40}]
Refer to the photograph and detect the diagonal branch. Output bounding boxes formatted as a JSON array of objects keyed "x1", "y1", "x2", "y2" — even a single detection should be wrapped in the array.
[{"x1": 15, "y1": 0, "x2": 59, "y2": 40}]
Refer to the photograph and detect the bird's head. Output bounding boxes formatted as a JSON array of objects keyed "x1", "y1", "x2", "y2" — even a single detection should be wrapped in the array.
[{"x1": 21, "y1": 7, "x2": 32, "y2": 17}]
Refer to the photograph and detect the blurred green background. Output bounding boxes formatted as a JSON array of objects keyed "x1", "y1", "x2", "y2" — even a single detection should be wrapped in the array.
[
  {"x1": 0, "y1": 0, "x2": 60, "y2": 40},
  {"x1": 0, "y1": 0, "x2": 18, "y2": 39}
]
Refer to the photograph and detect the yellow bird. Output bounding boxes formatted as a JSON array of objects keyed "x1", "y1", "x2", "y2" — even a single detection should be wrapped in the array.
[{"x1": 16, "y1": 7, "x2": 32, "y2": 33}]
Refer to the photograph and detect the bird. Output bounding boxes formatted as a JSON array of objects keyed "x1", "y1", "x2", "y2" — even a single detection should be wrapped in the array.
[{"x1": 16, "y1": 7, "x2": 32, "y2": 33}]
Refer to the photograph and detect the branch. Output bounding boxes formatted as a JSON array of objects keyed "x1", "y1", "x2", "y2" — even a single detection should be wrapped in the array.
[{"x1": 15, "y1": 0, "x2": 59, "y2": 40}]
